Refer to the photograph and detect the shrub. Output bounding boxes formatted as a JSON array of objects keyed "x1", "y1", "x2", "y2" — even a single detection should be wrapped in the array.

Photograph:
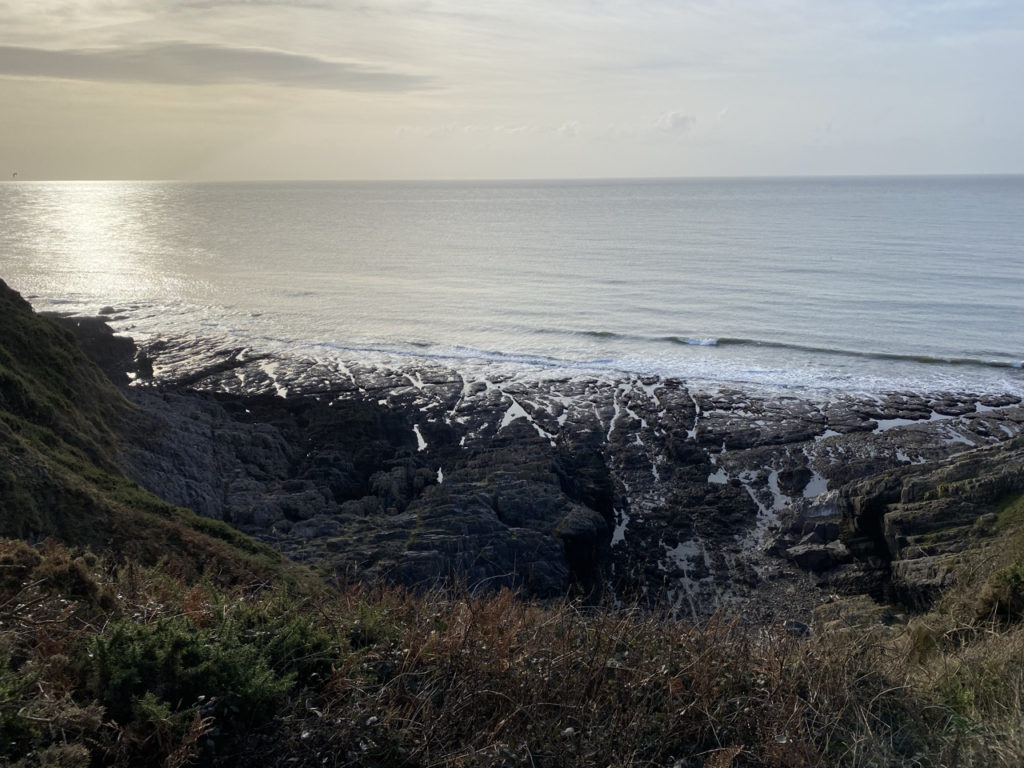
[
  {"x1": 222, "y1": 596, "x2": 338, "y2": 681},
  {"x1": 87, "y1": 613, "x2": 294, "y2": 727}
]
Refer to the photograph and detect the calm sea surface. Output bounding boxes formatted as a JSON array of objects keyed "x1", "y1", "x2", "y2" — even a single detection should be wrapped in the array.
[{"x1": 2, "y1": 176, "x2": 1023, "y2": 395}]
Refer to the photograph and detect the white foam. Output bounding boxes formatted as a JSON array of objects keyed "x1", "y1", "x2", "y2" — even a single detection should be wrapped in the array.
[
  {"x1": 260, "y1": 361, "x2": 289, "y2": 399},
  {"x1": 707, "y1": 468, "x2": 729, "y2": 485},
  {"x1": 333, "y1": 359, "x2": 359, "y2": 388},
  {"x1": 499, "y1": 396, "x2": 555, "y2": 443},
  {"x1": 736, "y1": 470, "x2": 784, "y2": 552},
  {"x1": 664, "y1": 539, "x2": 702, "y2": 571},
  {"x1": 661, "y1": 539, "x2": 707, "y2": 621},
  {"x1": 611, "y1": 508, "x2": 630, "y2": 546},
  {"x1": 766, "y1": 469, "x2": 789, "y2": 512},
  {"x1": 638, "y1": 379, "x2": 662, "y2": 403},
  {"x1": 606, "y1": 392, "x2": 622, "y2": 441},
  {"x1": 500, "y1": 399, "x2": 529, "y2": 429},
  {"x1": 687, "y1": 392, "x2": 702, "y2": 439},
  {"x1": 413, "y1": 424, "x2": 427, "y2": 451}
]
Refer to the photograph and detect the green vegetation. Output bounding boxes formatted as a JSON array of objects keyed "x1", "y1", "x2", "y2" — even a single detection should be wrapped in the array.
[
  {"x1": 962, "y1": 492, "x2": 1024, "y2": 620},
  {"x1": 2, "y1": 538, "x2": 1024, "y2": 767},
  {"x1": 0, "y1": 540, "x2": 332, "y2": 766},
  {"x1": 0, "y1": 279, "x2": 297, "y2": 585}
]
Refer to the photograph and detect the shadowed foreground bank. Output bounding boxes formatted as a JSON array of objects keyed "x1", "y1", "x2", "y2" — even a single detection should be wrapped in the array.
[{"x1": 3, "y1": 538, "x2": 1024, "y2": 768}]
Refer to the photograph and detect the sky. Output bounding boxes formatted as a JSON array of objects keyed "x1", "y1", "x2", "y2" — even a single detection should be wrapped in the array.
[{"x1": 0, "y1": 0, "x2": 1022, "y2": 181}]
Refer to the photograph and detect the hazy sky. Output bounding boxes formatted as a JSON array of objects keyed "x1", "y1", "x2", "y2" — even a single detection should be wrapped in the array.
[{"x1": 1, "y1": 0, "x2": 1021, "y2": 180}]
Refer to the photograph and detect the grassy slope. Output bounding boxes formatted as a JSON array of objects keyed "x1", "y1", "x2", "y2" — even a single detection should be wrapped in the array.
[
  {"x1": 0, "y1": 279, "x2": 296, "y2": 585},
  {"x1": 2, "y1": 538, "x2": 1023, "y2": 768}
]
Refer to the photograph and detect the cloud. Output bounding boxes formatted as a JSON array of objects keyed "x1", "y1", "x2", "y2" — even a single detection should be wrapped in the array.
[
  {"x1": 556, "y1": 121, "x2": 580, "y2": 138},
  {"x1": 494, "y1": 124, "x2": 537, "y2": 135},
  {"x1": 0, "y1": 42, "x2": 429, "y2": 92},
  {"x1": 656, "y1": 111, "x2": 696, "y2": 134},
  {"x1": 395, "y1": 122, "x2": 552, "y2": 138}
]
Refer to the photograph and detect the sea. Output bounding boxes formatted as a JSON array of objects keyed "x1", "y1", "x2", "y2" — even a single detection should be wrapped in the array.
[{"x1": 2, "y1": 175, "x2": 1023, "y2": 398}]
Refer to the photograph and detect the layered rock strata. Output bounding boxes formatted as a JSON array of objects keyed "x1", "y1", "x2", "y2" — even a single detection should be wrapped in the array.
[{"x1": 49, "y1": 316, "x2": 1024, "y2": 620}]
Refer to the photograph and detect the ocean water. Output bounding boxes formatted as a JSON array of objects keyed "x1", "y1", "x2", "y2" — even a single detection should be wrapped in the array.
[{"x1": 2, "y1": 176, "x2": 1023, "y2": 396}]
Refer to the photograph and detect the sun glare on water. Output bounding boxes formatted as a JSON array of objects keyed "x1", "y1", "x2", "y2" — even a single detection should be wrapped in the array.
[{"x1": 20, "y1": 182, "x2": 187, "y2": 305}]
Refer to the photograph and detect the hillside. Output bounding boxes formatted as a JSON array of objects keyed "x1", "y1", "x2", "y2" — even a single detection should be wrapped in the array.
[{"x1": 0, "y1": 278, "x2": 296, "y2": 584}]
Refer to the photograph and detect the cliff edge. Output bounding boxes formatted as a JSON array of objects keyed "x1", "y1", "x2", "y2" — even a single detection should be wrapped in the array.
[{"x1": 0, "y1": 279, "x2": 294, "y2": 584}]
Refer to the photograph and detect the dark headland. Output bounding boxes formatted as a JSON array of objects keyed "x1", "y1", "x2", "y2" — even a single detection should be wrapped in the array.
[{"x1": 3, "y1": 277, "x2": 1024, "y2": 767}]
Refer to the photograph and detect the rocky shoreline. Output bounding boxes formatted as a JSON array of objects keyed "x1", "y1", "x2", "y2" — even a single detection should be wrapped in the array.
[{"x1": 52, "y1": 315, "x2": 1024, "y2": 624}]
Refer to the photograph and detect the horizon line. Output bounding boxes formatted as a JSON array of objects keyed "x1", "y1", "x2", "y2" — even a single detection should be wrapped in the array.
[{"x1": 4, "y1": 171, "x2": 1024, "y2": 184}]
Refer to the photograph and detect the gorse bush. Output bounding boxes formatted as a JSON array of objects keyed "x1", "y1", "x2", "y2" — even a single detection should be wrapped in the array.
[
  {"x1": 0, "y1": 541, "x2": 338, "y2": 765},
  {"x1": 2, "y1": 538, "x2": 1024, "y2": 767},
  {"x1": 225, "y1": 597, "x2": 339, "y2": 682},
  {"x1": 87, "y1": 614, "x2": 294, "y2": 726}
]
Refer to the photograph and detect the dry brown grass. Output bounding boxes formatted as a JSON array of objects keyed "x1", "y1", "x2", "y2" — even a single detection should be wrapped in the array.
[
  {"x1": 252, "y1": 583, "x2": 1024, "y2": 768},
  {"x1": 3, "y1": 539, "x2": 1024, "y2": 768}
]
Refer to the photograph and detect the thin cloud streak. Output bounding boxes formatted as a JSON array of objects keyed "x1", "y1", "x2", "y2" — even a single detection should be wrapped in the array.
[{"x1": 0, "y1": 42, "x2": 430, "y2": 92}]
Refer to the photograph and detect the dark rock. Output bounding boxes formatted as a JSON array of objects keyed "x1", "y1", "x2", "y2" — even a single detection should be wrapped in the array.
[
  {"x1": 45, "y1": 315, "x2": 1023, "y2": 615},
  {"x1": 829, "y1": 437, "x2": 1024, "y2": 608},
  {"x1": 43, "y1": 314, "x2": 139, "y2": 387},
  {"x1": 786, "y1": 541, "x2": 852, "y2": 573},
  {"x1": 777, "y1": 466, "x2": 812, "y2": 496}
]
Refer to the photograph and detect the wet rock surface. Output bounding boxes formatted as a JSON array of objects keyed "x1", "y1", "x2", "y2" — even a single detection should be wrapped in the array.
[{"x1": 60, "y1": 319, "x2": 1024, "y2": 622}]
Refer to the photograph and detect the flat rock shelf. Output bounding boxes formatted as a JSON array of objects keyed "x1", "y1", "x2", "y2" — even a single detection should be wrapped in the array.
[{"x1": 59, "y1": 318, "x2": 1024, "y2": 625}]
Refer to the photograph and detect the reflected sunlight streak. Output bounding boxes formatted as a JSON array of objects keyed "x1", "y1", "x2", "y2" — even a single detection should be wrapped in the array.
[{"x1": 42, "y1": 182, "x2": 156, "y2": 299}]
